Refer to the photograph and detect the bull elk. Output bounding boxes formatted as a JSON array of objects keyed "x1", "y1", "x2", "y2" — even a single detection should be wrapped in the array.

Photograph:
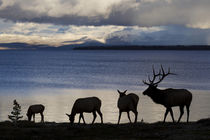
[
  {"x1": 142, "y1": 65, "x2": 192, "y2": 123},
  {"x1": 66, "y1": 97, "x2": 103, "y2": 124},
  {"x1": 117, "y1": 90, "x2": 139, "y2": 124}
]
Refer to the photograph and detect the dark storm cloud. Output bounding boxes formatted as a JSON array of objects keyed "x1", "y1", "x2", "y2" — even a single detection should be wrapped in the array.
[
  {"x1": 0, "y1": 5, "x2": 100, "y2": 26},
  {"x1": 0, "y1": 0, "x2": 210, "y2": 28},
  {"x1": 0, "y1": 4, "x2": 38, "y2": 22},
  {"x1": 0, "y1": 4, "x2": 136, "y2": 26}
]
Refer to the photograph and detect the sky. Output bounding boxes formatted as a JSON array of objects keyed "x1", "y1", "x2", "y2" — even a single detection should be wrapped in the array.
[{"x1": 0, "y1": 0, "x2": 210, "y2": 47}]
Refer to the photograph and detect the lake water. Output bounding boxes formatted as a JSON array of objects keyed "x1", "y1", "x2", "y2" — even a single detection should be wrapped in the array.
[{"x1": 0, "y1": 50, "x2": 210, "y2": 123}]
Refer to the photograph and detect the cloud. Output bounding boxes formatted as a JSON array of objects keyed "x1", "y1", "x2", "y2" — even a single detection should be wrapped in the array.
[
  {"x1": 1, "y1": 12, "x2": 210, "y2": 47},
  {"x1": 0, "y1": 19, "x2": 126, "y2": 46},
  {"x1": 106, "y1": 26, "x2": 210, "y2": 45},
  {"x1": 0, "y1": 0, "x2": 210, "y2": 28},
  {"x1": 2, "y1": 19, "x2": 210, "y2": 46}
]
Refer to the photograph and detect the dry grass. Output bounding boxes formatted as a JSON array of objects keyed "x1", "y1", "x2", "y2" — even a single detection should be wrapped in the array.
[{"x1": 0, "y1": 119, "x2": 210, "y2": 140}]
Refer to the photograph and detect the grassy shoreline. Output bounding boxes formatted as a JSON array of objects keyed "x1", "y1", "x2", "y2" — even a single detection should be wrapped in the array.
[{"x1": 0, "y1": 118, "x2": 210, "y2": 140}]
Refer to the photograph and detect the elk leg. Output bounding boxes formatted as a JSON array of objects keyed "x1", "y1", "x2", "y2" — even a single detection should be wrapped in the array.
[
  {"x1": 33, "y1": 114, "x2": 35, "y2": 122},
  {"x1": 81, "y1": 113, "x2": 86, "y2": 124},
  {"x1": 134, "y1": 111, "x2": 138, "y2": 123},
  {"x1": 78, "y1": 113, "x2": 82, "y2": 124},
  {"x1": 96, "y1": 110, "x2": 103, "y2": 124},
  {"x1": 163, "y1": 108, "x2": 169, "y2": 123},
  {"x1": 40, "y1": 112, "x2": 44, "y2": 123},
  {"x1": 92, "y1": 111, "x2": 97, "y2": 124},
  {"x1": 169, "y1": 108, "x2": 175, "y2": 123},
  {"x1": 186, "y1": 105, "x2": 190, "y2": 123},
  {"x1": 127, "y1": 111, "x2": 132, "y2": 123},
  {"x1": 131, "y1": 109, "x2": 138, "y2": 123},
  {"x1": 177, "y1": 106, "x2": 184, "y2": 123},
  {"x1": 118, "y1": 111, "x2": 122, "y2": 124}
]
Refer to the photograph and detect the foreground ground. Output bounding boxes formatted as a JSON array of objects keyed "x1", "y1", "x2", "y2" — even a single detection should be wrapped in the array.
[{"x1": 0, "y1": 119, "x2": 210, "y2": 140}]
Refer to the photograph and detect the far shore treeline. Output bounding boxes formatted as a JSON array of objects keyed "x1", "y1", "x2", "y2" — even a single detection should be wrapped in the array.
[
  {"x1": 0, "y1": 43, "x2": 210, "y2": 51},
  {"x1": 73, "y1": 45, "x2": 210, "y2": 50}
]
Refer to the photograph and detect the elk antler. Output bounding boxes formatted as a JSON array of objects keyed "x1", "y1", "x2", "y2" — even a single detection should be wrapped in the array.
[
  {"x1": 152, "y1": 65, "x2": 176, "y2": 86},
  {"x1": 143, "y1": 65, "x2": 161, "y2": 85},
  {"x1": 143, "y1": 65, "x2": 176, "y2": 86}
]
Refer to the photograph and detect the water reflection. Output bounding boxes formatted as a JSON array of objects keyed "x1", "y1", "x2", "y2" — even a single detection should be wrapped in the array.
[{"x1": 0, "y1": 89, "x2": 210, "y2": 123}]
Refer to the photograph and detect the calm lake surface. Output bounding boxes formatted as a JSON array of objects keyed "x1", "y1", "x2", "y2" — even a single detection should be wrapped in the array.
[{"x1": 0, "y1": 50, "x2": 210, "y2": 123}]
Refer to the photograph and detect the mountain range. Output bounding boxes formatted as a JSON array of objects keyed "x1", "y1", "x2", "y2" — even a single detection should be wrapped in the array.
[{"x1": 1, "y1": 42, "x2": 210, "y2": 50}]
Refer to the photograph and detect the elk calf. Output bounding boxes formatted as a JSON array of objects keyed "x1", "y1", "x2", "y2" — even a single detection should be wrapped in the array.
[
  {"x1": 27, "y1": 104, "x2": 45, "y2": 122},
  {"x1": 66, "y1": 97, "x2": 103, "y2": 124},
  {"x1": 142, "y1": 65, "x2": 193, "y2": 123},
  {"x1": 117, "y1": 90, "x2": 139, "y2": 124}
]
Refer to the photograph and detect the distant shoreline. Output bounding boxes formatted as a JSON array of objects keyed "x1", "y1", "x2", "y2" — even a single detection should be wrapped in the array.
[
  {"x1": 1, "y1": 42, "x2": 210, "y2": 51},
  {"x1": 73, "y1": 45, "x2": 210, "y2": 50}
]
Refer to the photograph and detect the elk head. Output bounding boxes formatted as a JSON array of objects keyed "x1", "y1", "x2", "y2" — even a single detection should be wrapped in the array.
[
  {"x1": 142, "y1": 65, "x2": 175, "y2": 96},
  {"x1": 26, "y1": 113, "x2": 32, "y2": 121},
  {"x1": 66, "y1": 113, "x2": 75, "y2": 124},
  {"x1": 117, "y1": 90, "x2": 127, "y2": 98}
]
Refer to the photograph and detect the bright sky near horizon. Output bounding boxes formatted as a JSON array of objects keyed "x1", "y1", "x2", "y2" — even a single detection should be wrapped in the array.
[{"x1": 0, "y1": 0, "x2": 210, "y2": 46}]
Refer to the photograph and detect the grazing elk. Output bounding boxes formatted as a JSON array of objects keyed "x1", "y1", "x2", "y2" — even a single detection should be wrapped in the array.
[
  {"x1": 142, "y1": 65, "x2": 192, "y2": 123},
  {"x1": 27, "y1": 104, "x2": 45, "y2": 122},
  {"x1": 117, "y1": 90, "x2": 139, "y2": 124},
  {"x1": 66, "y1": 97, "x2": 103, "y2": 124}
]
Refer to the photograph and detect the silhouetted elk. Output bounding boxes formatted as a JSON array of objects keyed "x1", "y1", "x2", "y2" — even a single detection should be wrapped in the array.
[
  {"x1": 66, "y1": 97, "x2": 103, "y2": 124},
  {"x1": 142, "y1": 65, "x2": 192, "y2": 123},
  {"x1": 27, "y1": 104, "x2": 45, "y2": 122},
  {"x1": 117, "y1": 90, "x2": 139, "y2": 124}
]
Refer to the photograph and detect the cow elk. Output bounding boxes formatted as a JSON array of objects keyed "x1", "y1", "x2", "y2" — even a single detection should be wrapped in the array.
[
  {"x1": 66, "y1": 97, "x2": 103, "y2": 124},
  {"x1": 142, "y1": 65, "x2": 192, "y2": 123},
  {"x1": 27, "y1": 104, "x2": 45, "y2": 122},
  {"x1": 117, "y1": 90, "x2": 139, "y2": 124}
]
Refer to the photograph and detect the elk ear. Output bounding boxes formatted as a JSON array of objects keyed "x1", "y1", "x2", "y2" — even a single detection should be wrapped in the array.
[
  {"x1": 66, "y1": 113, "x2": 71, "y2": 118},
  {"x1": 124, "y1": 90, "x2": 127, "y2": 93},
  {"x1": 117, "y1": 90, "x2": 121, "y2": 94}
]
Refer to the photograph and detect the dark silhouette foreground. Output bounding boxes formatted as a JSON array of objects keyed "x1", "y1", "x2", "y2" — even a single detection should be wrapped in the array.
[
  {"x1": 27, "y1": 104, "x2": 45, "y2": 122},
  {"x1": 0, "y1": 119, "x2": 210, "y2": 140},
  {"x1": 117, "y1": 90, "x2": 139, "y2": 124},
  {"x1": 143, "y1": 65, "x2": 192, "y2": 123},
  {"x1": 66, "y1": 97, "x2": 103, "y2": 124}
]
